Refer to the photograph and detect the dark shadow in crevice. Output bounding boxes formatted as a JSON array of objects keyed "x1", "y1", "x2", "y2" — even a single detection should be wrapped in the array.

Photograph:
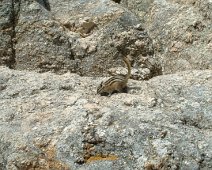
[
  {"x1": 112, "y1": 0, "x2": 121, "y2": 4},
  {"x1": 8, "y1": 0, "x2": 21, "y2": 69},
  {"x1": 35, "y1": 0, "x2": 51, "y2": 11}
]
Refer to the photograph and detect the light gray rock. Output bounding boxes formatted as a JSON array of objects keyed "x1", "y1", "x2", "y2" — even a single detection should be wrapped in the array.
[
  {"x1": 121, "y1": 0, "x2": 212, "y2": 74},
  {"x1": 0, "y1": 0, "x2": 211, "y2": 170},
  {"x1": 0, "y1": 66, "x2": 211, "y2": 169}
]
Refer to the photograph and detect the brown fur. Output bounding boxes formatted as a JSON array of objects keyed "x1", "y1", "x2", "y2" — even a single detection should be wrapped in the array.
[{"x1": 97, "y1": 56, "x2": 131, "y2": 96}]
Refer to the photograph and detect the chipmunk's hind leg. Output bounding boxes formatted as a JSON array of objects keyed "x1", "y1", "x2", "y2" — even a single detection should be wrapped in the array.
[
  {"x1": 113, "y1": 86, "x2": 128, "y2": 93},
  {"x1": 121, "y1": 86, "x2": 128, "y2": 93}
]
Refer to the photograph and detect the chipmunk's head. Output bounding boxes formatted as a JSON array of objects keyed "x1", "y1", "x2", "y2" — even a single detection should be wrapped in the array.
[
  {"x1": 97, "y1": 81, "x2": 104, "y2": 94},
  {"x1": 97, "y1": 81, "x2": 111, "y2": 96}
]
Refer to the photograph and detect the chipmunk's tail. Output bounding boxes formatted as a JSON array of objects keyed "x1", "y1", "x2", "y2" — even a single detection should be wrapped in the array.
[{"x1": 123, "y1": 56, "x2": 131, "y2": 82}]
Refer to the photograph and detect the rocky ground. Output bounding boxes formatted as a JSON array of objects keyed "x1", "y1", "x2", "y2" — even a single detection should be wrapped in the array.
[
  {"x1": 0, "y1": 0, "x2": 212, "y2": 169},
  {"x1": 0, "y1": 67, "x2": 211, "y2": 169}
]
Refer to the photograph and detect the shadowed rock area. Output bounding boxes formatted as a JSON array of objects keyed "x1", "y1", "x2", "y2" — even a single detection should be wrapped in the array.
[
  {"x1": 0, "y1": 0, "x2": 212, "y2": 169},
  {"x1": 0, "y1": 0, "x2": 157, "y2": 78}
]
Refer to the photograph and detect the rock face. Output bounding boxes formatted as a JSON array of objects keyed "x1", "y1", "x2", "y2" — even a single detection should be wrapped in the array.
[
  {"x1": 0, "y1": 0, "x2": 212, "y2": 170},
  {"x1": 0, "y1": 0, "x2": 211, "y2": 76},
  {"x1": 0, "y1": 0, "x2": 16, "y2": 68},
  {"x1": 0, "y1": 66, "x2": 211, "y2": 169},
  {"x1": 0, "y1": 0, "x2": 157, "y2": 78},
  {"x1": 121, "y1": 0, "x2": 212, "y2": 74}
]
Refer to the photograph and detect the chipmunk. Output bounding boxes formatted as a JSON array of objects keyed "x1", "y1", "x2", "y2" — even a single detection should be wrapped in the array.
[{"x1": 97, "y1": 56, "x2": 131, "y2": 96}]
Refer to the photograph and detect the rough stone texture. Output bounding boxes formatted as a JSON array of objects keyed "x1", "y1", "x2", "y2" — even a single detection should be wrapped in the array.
[
  {"x1": 0, "y1": 66, "x2": 211, "y2": 169},
  {"x1": 121, "y1": 0, "x2": 212, "y2": 74},
  {"x1": 14, "y1": 0, "x2": 74, "y2": 73},
  {"x1": 0, "y1": 0, "x2": 212, "y2": 169},
  {"x1": 0, "y1": 0, "x2": 15, "y2": 68},
  {"x1": 0, "y1": 0, "x2": 211, "y2": 77},
  {"x1": 0, "y1": 0, "x2": 158, "y2": 78}
]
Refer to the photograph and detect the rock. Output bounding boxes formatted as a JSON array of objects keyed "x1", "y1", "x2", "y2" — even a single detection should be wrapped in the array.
[
  {"x1": 0, "y1": 66, "x2": 211, "y2": 169},
  {"x1": 0, "y1": 0, "x2": 211, "y2": 169},
  {"x1": 0, "y1": 0, "x2": 158, "y2": 77},
  {"x1": 121, "y1": 0, "x2": 212, "y2": 74},
  {"x1": 0, "y1": 0, "x2": 16, "y2": 68},
  {"x1": 1, "y1": 0, "x2": 211, "y2": 77}
]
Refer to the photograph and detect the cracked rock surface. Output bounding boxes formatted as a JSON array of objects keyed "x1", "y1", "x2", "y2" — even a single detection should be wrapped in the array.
[
  {"x1": 121, "y1": 0, "x2": 212, "y2": 74},
  {"x1": 0, "y1": 0, "x2": 211, "y2": 77},
  {"x1": 0, "y1": 0, "x2": 212, "y2": 170},
  {"x1": 0, "y1": 66, "x2": 211, "y2": 169},
  {"x1": 0, "y1": 0, "x2": 156, "y2": 77}
]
